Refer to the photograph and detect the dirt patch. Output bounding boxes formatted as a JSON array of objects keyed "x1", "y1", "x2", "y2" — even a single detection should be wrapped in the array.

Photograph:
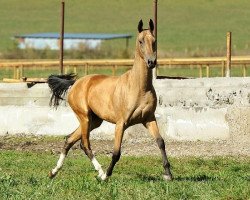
[{"x1": 0, "y1": 135, "x2": 249, "y2": 157}]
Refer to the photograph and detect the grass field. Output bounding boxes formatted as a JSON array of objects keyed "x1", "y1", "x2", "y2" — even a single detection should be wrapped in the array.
[
  {"x1": 0, "y1": 150, "x2": 249, "y2": 199},
  {"x1": 0, "y1": 0, "x2": 250, "y2": 58}
]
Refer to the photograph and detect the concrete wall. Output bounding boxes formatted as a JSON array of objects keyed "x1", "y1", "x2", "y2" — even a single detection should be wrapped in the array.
[
  {"x1": 154, "y1": 78, "x2": 250, "y2": 141},
  {"x1": 0, "y1": 78, "x2": 249, "y2": 141}
]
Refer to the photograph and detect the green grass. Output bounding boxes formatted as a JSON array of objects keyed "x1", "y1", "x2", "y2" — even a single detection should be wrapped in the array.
[
  {"x1": 0, "y1": 150, "x2": 249, "y2": 199},
  {"x1": 0, "y1": 0, "x2": 250, "y2": 57}
]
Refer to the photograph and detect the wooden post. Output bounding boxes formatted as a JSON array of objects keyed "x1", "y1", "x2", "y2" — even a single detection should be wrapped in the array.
[
  {"x1": 20, "y1": 65, "x2": 23, "y2": 78},
  {"x1": 153, "y1": 0, "x2": 158, "y2": 79},
  {"x1": 156, "y1": 65, "x2": 159, "y2": 76},
  {"x1": 112, "y1": 65, "x2": 116, "y2": 76},
  {"x1": 206, "y1": 65, "x2": 210, "y2": 78},
  {"x1": 115, "y1": 65, "x2": 118, "y2": 75},
  {"x1": 16, "y1": 66, "x2": 20, "y2": 79},
  {"x1": 60, "y1": 1, "x2": 65, "y2": 75},
  {"x1": 6, "y1": 66, "x2": 10, "y2": 79},
  {"x1": 199, "y1": 65, "x2": 202, "y2": 78},
  {"x1": 73, "y1": 66, "x2": 77, "y2": 74},
  {"x1": 13, "y1": 66, "x2": 17, "y2": 79},
  {"x1": 243, "y1": 64, "x2": 247, "y2": 77},
  {"x1": 221, "y1": 61, "x2": 225, "y2": 77},
  {"x1": 85, "y1": 64, "x2": 89, "y2": 75},
  {"x1": 226, "y1": 32, "x2": 232, "y2": 77}
]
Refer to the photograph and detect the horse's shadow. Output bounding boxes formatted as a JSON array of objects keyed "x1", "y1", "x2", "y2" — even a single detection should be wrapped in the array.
[
  {"x1": 136, "y1": 174, "x2": 162, "y2": 181},
  {"x1": 175, "y1": 174, "x2": 218, "y2": 182},
  {"x1": 136, "y1": 173, "x2": 217, "y2": 182}
]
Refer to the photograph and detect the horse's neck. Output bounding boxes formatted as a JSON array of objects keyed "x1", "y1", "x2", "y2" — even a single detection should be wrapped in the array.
[{"x1": 130, "y1": 52, "x2": 153, "y2": 92}]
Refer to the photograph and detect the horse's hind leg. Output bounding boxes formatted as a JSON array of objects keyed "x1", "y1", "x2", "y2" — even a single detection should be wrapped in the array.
[
  {"x1": 144, "y1": 117, "x2": 173, "y2": 181},
  {"x1": 79, "y1": 113, "x2": 105, "y2": 179},
  {"x1": 49, "y1": 126, "x2": 81, "y2": 178}
]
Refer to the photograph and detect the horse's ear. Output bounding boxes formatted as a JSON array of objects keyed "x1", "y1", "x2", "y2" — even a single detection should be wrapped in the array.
[
  {"x1": 138, "y1": 19, "x2": 143, "y2": 33},
  {"x1": 149, "y1": 19, "x2": 154, "y2": 32}
]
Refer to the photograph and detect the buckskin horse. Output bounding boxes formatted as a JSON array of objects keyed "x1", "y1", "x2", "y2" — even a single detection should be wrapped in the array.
[{"x1": 48, "y1": 19, "x2": 173, "y2": 181}]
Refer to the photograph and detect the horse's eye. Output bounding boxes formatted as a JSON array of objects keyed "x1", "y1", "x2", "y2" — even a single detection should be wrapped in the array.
[{"x1": 139, "y1": 40, "x2": 143, "y2": 45}]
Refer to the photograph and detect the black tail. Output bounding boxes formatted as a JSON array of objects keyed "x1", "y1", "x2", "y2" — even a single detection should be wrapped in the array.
[{"x1": 47, "y1": 73, "x2": 77, "y2": 108}]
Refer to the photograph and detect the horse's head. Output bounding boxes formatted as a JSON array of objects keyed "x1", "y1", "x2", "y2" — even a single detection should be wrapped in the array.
[{"x1": 136, "y1": 19, "x2": 156, "y2": 69}]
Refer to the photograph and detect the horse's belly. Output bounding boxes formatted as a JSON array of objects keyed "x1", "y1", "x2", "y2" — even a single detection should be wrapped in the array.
[{"x1": 89, "y1": 98, "x2": 117, "y2": 123}]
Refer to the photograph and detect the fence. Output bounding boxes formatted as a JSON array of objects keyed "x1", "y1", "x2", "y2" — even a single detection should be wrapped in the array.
[{"x1": 0, "y1": 56, "x2": 249, "y2": 80}]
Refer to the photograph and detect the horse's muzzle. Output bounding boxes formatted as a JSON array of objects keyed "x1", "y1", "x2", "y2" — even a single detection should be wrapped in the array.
[{"x1": 147, "y1": 59, "x2": 156, "y2": 69}]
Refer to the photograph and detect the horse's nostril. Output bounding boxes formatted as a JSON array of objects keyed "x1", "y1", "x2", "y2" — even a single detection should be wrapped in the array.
[
  {"x1": 148, "y1": 60, "x2": 154, "y2": 65},
  {"x1": 154, "y1": 59, "x2": 156, "y2": 65}
]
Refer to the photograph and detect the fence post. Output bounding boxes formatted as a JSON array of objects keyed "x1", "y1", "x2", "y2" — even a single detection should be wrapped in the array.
[
  {"x1": 16, "y1": 66, "x2": 20, "y2": 79},
  {"x1": 20, "y1": 65, "x2": 23, "y2": 78},
  {"x1": 112, "y1": 65, "x2": 116, "y2": 76},
  {"x1": 73, "y1": 66, "x2": 77, "y2": 74},
  {"x1": 221, "y1": 61, "x2": 225, "y2": 77},
  {"x1": 243, "y1": 64, "x2": 247, "y2": 77},
  {"x1": 156, "y1": 65, "x2": 160, "y2": 76},
  {"x1": 225, "y1": 32, "x2": 232, "y2": 77},
  {"x1": 153, "y1": 0, "x2": 158, "y2": 79},
  {"x1": 85, "y1": 64, "x2": 89, "y2": 75},
  {"x1": 13, "y1": 66, "x2": 21, "y2": 79},
  {"x1": 13, "y1": 66, "x2": 17, "y2": 79},
  {"x1": 59, "y1": 1, "x2": 65, "y2": 75},
  {"x1": 199, "y1": 65, "x2": 202, "y2": 78},
  {"x1": 206, "y1": 65, "x2": 210, "y2": 78},
  {"x1": 115, "y1": 65, "x2": 118, "y2": 75}
]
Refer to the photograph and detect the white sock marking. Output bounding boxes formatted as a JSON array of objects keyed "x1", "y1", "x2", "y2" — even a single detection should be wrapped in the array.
[
  {"x1": 92, "y1": 157, "x2": 105, "y2": 178},
  {"x1": 51, "y1": 153, "x2": 66, "y2": 175},
  {"x1": 92, "y1": 157, "x2": 102, "y2": 170},
  {"x1": 100, "y1": 173, "x2": 107, "y2": 181}
]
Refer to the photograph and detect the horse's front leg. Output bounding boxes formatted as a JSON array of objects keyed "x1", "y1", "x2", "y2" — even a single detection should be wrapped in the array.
[
  {"x1": 144, "y1": 117, "x2": 173, "y2": 181},
  {"x1": 100, "y1": 123, "x2": 124, "y2": 181}
]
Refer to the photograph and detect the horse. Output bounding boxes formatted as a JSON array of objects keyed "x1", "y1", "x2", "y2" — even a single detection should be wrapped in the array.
[{"x1": 47, "y1": 19, "x2": 173, "y2": 181}]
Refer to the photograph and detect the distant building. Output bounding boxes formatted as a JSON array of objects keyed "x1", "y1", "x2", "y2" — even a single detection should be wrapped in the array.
[{"x1": 14, "y1": 33, "x2": 132, "y2": 50}]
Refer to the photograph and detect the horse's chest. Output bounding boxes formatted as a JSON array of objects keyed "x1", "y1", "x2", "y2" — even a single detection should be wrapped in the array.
[{"x1": 129, "y1": 93, "x2": 156, "y2": 122}]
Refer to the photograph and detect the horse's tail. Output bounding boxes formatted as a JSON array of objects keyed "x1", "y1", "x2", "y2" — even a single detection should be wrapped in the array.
[{"x1": 47, "y1": 73, "x2": 77, "y2": 108}]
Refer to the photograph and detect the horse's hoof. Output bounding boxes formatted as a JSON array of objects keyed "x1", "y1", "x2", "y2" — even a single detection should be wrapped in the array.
[
  {"x1": 163, "y1": 174, "x2": 173, "y2": 181},
  {"x1": 97, "y1": 173, "x2": 108, "y2": 181},
  {"x1": 48, "y1": 171, "x2": 56, "y2": 179}
]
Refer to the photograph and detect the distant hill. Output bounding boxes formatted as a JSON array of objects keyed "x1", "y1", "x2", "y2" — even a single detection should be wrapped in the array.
[{"x1": 0, "y1": 0, "x2": 250, "y2": 57}]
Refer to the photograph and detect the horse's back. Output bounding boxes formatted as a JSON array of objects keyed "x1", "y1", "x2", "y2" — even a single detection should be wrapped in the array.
[{"x1": 68, "y1": 74, "x2": 120, "y2": 122}]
